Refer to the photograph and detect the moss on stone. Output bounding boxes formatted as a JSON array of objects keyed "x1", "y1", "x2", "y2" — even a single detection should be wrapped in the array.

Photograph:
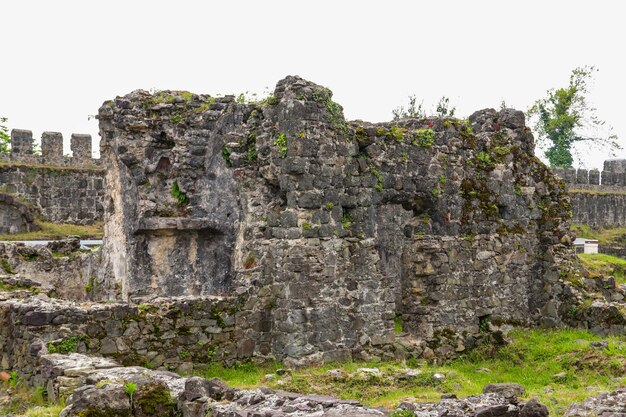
[
  {"x1": 133, "y1": 383, "x2": 177, "y2": 417},
  {"x1": 76, "y1": 407, "x2": 132, "y2": 417}
]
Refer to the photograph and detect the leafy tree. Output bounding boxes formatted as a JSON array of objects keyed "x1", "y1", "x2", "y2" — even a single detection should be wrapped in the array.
[
  {"x1": 392, "y1": 96, "x2": 456, "y2": 120},
  {"x1": 0, "y1": 117, "x2": 9, "y2": 153},
  {"x1": 528, "y1": 66, "x2": 620, "y2": 168}
]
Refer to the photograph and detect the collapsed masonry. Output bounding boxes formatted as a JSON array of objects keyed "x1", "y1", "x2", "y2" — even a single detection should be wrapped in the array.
[{"x1": 89, "y1": 75, "x2": 587, "y2": 366}]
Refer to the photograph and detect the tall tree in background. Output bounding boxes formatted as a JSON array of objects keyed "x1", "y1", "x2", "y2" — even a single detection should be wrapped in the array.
[
  {"x1": 0, "y1": 117, "x2": 9, "y2": 153},
  {"x1": 528, "y1": 66, "x2": 620, "y2": 168}
]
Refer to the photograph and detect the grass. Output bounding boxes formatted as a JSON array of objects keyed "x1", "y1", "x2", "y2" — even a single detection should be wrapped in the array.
[
  {"x1": 571, "y1": 224, "x2": 626, "y2": 246},
  {"x1": 0, "y1": 160, "x2": 104, "y2": 174},
  {"x1": 0, "y1": 221, "x2": 103, "y2": 241},
  {"x1": 0, "y1": 380, "x2": 64, "y2": 416},
  {"x1": 578, "y1": 253, "x2": 626, "y2": 284},
  {"x1": 570, "y1": 189, "x2": 626, "y2": 196},
  {"x1": 195, "y1": 329, "x2": 626, "y2": 416}
]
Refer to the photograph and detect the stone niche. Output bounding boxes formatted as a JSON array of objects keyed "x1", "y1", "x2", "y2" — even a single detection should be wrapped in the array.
[{"x1": 97, "y1": 76, "x2": 576, "y2": 363}]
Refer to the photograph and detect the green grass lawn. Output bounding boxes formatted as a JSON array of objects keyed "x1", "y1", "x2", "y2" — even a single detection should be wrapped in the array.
[
  {"x1": 4, "y1": 329, "x2": 625, "y2": 416},
  {"x1": 0, "y1": 221, "x2": 103, "y2": 241},
  {"x1": 571, "y1": 224, "x2": 626, "y2": 246},
  {"x1": 578, "y1": 253, "x2": 626, "y2": 284},
  {"x1": 194, "y1": 328, "x2": 626, "y2": 416}
]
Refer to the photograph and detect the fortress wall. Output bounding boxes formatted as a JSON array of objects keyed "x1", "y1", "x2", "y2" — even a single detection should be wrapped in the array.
[
  {"x1": 0, "y1": 295, "x2": 241, "y2": 385},
  {"x1": 555, "y1": 160, "x2": 626, "y2": 228},
  {"x1": 0, "y1": 130, "x2": 105, "y2": 225}
]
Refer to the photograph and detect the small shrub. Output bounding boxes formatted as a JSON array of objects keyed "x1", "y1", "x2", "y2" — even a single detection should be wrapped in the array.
[
  {"x1": 124, "y1": 381, "x2": 138, "y2": 402},
  {"x1": 413, "y1": 128, "x2": 435, "y2": 147},
  {"x1": 341, "y1": 215, "x2": 352, "y2": 230},
  {"x1": 171, "y1": 180, "x2": 188, "y2": 206},
  {"x1": 2, "y1": 259, "x2": 15, "y2": 274},
  {"x1": 274, "y1": 134, "x2": 288, "y2": 158},
  {"x1": 394, "y1": 315, "x2": 403, "y2": 333},
  {"x1": 222, "y1": 146, "x2": 232, "y2": 167},
  {"x1": 48, "y1": 336, "x2": 83, "y2": 354}
]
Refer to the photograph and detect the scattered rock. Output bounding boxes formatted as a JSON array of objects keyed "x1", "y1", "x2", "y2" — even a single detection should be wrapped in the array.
[
  {"x1": 520, "y1": 398, "x2": 549, "y2": 417},
  {"x1": 326, "y1": 369, "x2": 348, "y2": 379},
  {"x1": 590, "y1": 340, "x2": 609, "y2": 349},
  {"x1": 483, "y1": 382, "x2": 526, "y2": 402},
  {"x1": 564, "y1": 388, "x2": 626, "y2": 416},
  {"x1": 395, "y1": 368, "x2": 422, "y2": 380},
  {"x1": 432, "y1": 373, "x2": 446, "y2": 382},
  {"x1": 399, "y1": 393, "x2": 544, "y2": 417},
  {"x1": 47, "y1": 236, "x2": 81, "y2": 255},
  {"x1": 355, "y1": 368, "x2": 382, "y2": 379}
]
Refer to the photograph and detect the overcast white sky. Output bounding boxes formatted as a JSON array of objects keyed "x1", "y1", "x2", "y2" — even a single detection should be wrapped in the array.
[{"x1": 2, "y1": 0, "x2": 624, "y2": 170}]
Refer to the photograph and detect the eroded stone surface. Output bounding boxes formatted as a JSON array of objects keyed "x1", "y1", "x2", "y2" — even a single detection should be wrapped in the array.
[{"x1": 95, "y1": 75, "x2": 583, "y2": 365}]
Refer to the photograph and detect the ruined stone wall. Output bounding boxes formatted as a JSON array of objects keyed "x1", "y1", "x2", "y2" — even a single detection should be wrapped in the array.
[
  {"x1": 96, "y1": 76, "x2": 576, "y2": 365},
  {"x1": 0, "y1": 194, "x2": 38, "y2": 234},
  {"x1": 0, "y1": 130, "x2": 105, "y2": 225},
  {"x1": 555, "y1": 159, "x2": 626, "y2": 228},
  {"x1": 0, "y1": 242, "x2": 99, "y2": 301},
  {"x1": 0, "y1": 294, "x2": 241, "y2": 385}
]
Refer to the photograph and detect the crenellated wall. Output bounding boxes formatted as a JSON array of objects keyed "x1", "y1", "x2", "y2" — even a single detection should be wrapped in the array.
[
  {"x1": 555, "y1": 159, "x2": 626, "y2": 228},
  {"x1": 1, "y1": 129, "x2": 100, "y2": 167},
  {"x1": 0, "y1": 129, "x2": 105, "y2": 226}
]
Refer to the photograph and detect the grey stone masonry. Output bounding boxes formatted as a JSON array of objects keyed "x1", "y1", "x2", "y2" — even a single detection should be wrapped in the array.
[
  {"x1": 41, "y1": 131, "x2": 64, "y2": 162},
  {"x1": 10, "y1": 129, "x2": 34, "y2": 154},
  {"x1": 555, "y1": 159, "x2": 626, "y2": 227},
  {"x1": 2, "y1": 129, "x2": 101, "y2": 167},
  {"x1": 97, "y1": 75, "x2": 579, "y2": 366},
  {"x1": 0, "y1": 128, "x2": 105, "y2": 225}
]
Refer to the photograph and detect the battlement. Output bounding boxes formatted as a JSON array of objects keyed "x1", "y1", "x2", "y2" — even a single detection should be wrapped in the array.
[
  {"x1": 554, "y1": 159, "x2": 626, "y2": 189},
  {"x1": 0, "y1": 129, "x2": 101, "y2": 168}
]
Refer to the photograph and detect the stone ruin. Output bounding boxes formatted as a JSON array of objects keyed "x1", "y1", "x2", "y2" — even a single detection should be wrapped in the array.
[
  {"x1": 2, "y1": 76, "x2": 626, "y2": 416},
  {"x1": 96, "y1": 75, "x2": 581, "y2": 349}
]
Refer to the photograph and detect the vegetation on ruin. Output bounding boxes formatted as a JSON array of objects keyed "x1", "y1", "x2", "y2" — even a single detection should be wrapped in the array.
[
  {"x1": 0, "y1": 375, "x2": 64, "y2": 416},
  {"x1": 273, "y1": 133, "x2": 288, "y2": 158},
  {"x1": 571, "y1": 224, "x2": 626, "y2": 246},
  {"x1": 527, "y1": 66, "x2": 620, "y2": 168},
  {"x1": 170, "y1": 180, "x2": 188, "y2": 206},
  {"x1": 578, "y1": 253, "x2": 626, "y2": 284},
  {"x1": 47, "y1": 336, "x2": 83, "y2": 354},
  {"x1": 0, "y1": 161, "x2": 104, "y2": 173},
  {"x1": 0, "y1": 221, "x2": 103, "y2": 241},
  {"x1": 392, "y1": 95, "x2": 456, "y2": 120},
  {"x1": 194, "y1": 328, "x2": 626, "y2": 416},
  {"x1": 0, "y1": 116, "x2": 9, "y2": 153}
]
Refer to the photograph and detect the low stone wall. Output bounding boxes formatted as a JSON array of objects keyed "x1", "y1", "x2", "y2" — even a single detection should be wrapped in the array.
[{"x1": 0, "y1": 295, "x2": 243, "y2": 386}]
